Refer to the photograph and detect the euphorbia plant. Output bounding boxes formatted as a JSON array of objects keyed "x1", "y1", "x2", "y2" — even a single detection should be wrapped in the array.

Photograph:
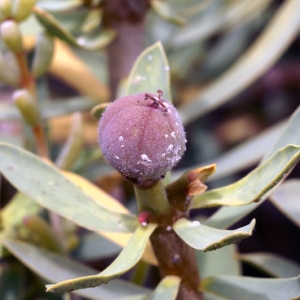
[
  {"x1": 1, "y1": 42, "x2": 300, "y2": 300},
  {"x1": 1, "y1": 1, "x2": 300, "y2": 299}
]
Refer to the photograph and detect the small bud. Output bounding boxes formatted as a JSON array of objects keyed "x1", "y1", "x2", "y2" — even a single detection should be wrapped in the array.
[
  {"x1": 0, "y1": 0, "x2": 11, "y2": 22},
  {"x1": 12, "y1": 0, "x2": 36, "y2": 22},
  {"x1": 31, "y1": 32, "x2": 54, "y2": 77},
  {"x1": 0, "y1": 20, "x2": 22, "y2": 52},
  {"x1": 98, "y1": 91, "x2": 186, "y2": 187},
  {"x1": 13, "y1": 89, "x2": 40, "y2": 126}
]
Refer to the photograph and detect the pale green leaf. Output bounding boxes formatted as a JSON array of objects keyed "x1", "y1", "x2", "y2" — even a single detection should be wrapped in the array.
[
  {"x1": 37, "y1": 0, "x2": 82, "y2": 12},
  {"x1": 270, "y1": 179, "x2": 300, "y2": 227},
  {"x1": 168, "y1": 0, "x2": 272, "y2": 48},
  {"x1": 179, "y1": 0, "x2": 300, "y2": 124},
  {"x1": 76, "y1": 29, "x2": 116, "y2": 51},
  {"x1": 205, "y1": 107, "x2": 300, "y2": 229},
  {"x1": 127, "y1": 42, "x2": 172, "y2": 103},
  {"x1": 33, "y1": 7, "x2": 114, "y2": 50},
  {"x1": 46, "y1": 224, "x2": 157, "y2": 293},
  {"x1": 74, "y1": 232, "x2": 121, "y2": 261},
  {"x1": 0, "y1": 96, "x2": 98, "y2": 121},
  {"x1": 173, "y1": 120, "x2": 286, "y2": 181},
  {"x1": 151, "y1": 0, "x2": 186, "y2": 26},
  {"x1": 2, "y1": 239, "x2": 149, "y2": 300},
  {"x1": 0, "y1": 143, "x2": 138, "y2": 233},
  {"x1": 1, "y1": 192, "x2": 40, "y2": 228},
  {"x1": 196, "y1": 245, "x2": 241, "y2": 278},
  {"x1": 239, "y1": 252, "x2": 300, "y2": 278},
  {"x1": 190, "y1": 145, "x2": 300, "y2": 209},
  {"x1": 33, "y1": 7, "x2": 77, "y2": 45},
  {"x1": 262, "y1": 105, "x2": 300, "y2": 162},
  {"x1": 201, "y1": 275, "x2": 300, "y2": 300},
  {"x1": 173, "y1": 218, "x2": 255, "y2": 251},
  {"x1": 146, "y1": 276, "x2": 181, "y2": 300}
]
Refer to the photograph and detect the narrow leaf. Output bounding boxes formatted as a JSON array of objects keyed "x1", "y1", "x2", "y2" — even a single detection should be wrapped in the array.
[
  {"x1": 37, "y1": 0, "x2": 82, "y2": 12},
  {"x1": 173, "y1": 218, "x2": 255, "y2": 252},
  {"x1": 34, "y1": 7, "x2": 77, "y2": 46},
  {"x1": 127, "y1": 42, "x2": 172, "y2": 102},
  {"x1": 46, "y1": 224, "x2": 157, "y2": 293},
  {"x1": 270, "y1": 179, "x2": 300, "y2": 227},
  {"x1": 201, "y1": 275, "x2": 300, "y2": 300},
  {"x1": 190, "y1": 145, "x2": 300, "y2": 209},
  {"x1": 76, "y1": 29, "x2": 116, "y2": 51},
  {"x1": 0, "y1": 97, "x2": 98, "y2": 121},
  {"x1": 262, "y1": 105, "x2": 300, "y2": 162},
  {"x1": 151, "y1": 0, "x2": 186, "y2": 26},
  {"x1": 196, "y1": 245, "x2": 241, "y2": 278},
  {"x1": 3, "y1": 239, "x2": 149, "y2": 300},
  {"x1": 147, "y1": 276, "x2": 181, "y2": 300},
  {"x1": 0, "y1": 143, "x2": 138, "y2": 233},
  {"x1": 179, "y1": 0, "x2": 300, "y2": 124},
  {"x1": 239, "y1": 252, "x2": 300, "y2": 278},
  {"x1": 64, "y1": 171, "x2": 158, "y2": 265},
  {"x1": 34, "y1": 7, "x2": 114, "y2": 50},
  {"x1": 173, "y1": 120, "x2": 286, "y2": 182}
]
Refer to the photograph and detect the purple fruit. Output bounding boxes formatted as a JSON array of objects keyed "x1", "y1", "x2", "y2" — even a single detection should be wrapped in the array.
[{"x1": 98, "y1": 90, "x2": 186, "y2": 187}]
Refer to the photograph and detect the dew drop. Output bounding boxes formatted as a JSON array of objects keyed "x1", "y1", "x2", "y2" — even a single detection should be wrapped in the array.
[
  {"x1": 119, "y1": 136, "x2": 124, "y2": 141},
  {"x1": 190, "y1": 220, "x2": 201, "y2": 228}
]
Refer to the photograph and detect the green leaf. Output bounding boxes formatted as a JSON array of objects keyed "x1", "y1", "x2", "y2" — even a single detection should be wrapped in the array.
[
  {"x1": 0, "y1": 143, "x2": 138, "y2": 233},
  {"x1": 3, "y1": 239, "x2": 149, "y2": 300},
  {"x1": 33, "y1": 7, "x2": 114, "y2": 50},
  {"x1": 270, "y1": 179, "x2": 300, "y2": 227},
  {"x1": 205, "y1": 107, "x2": 300, "y2": 229},
  {"x1": 126, "y1": 41, "x2": 172, "y2": 103},
  {"x1": 190, "y1": 145, "x2": 300, "y2": 209},
  {"x1": 74, "y1": 232, "x2": 121, "y2": 261},
  {"x1": 121, "y1": 276, "x2": 181, "y2": 300},
  {"x1": 76, "y1": 29, "x2": 116, "y2": 51},
  {"x1": 147, "y1": 276, "x2": 181, "y2": 300},
  {"x1": 168, "y1": 0, "x2": 272, "y2": 48},
  {"x1": 0, "y1": 262, "x2": 24, "y2": 300},
  {"x1": 172, "y1": 120, "x2": 286, "y2": 181},
  {"x1": 239, "y1": 252, "x2": 300, "y2": 278},
  {"x1": 1, "y1": 192, "x2": 40, "y2": 228},
  {"x1": 179, "y1": 0, "x2": 300, "y2": 124},
  {"x1": 262, "y1": 105, "x2": 300, "y2": 162},
  {"x1": 173, "y1": 218, "x2": 255, "y2": 251},
  {"x1": 46, "y1": 224, "x2": 158, "y2": 293},
  {"x1": 201, "y1": 275, "x2": 300, "y2": 300},
  {"x1": 151, "y1": 0, "x2": 186, "y2": 26},
  {"x1": 37, "y1": 0, "x2": 82, "y2": 12},
  {"x1": 33, "y1": 7, "x2": 78, "y2": 45},
  {"x1": 0, "y1": 96, "x2": 98, "y2": 121},
  {"x1": 196, "y1": 245, "x2": 241, "y2": 278}
]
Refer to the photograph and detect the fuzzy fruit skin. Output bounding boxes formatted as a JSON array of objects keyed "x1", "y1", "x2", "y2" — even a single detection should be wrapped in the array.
[{"x1": 98, "y1": 92, "x2": 186, "y2": 186}]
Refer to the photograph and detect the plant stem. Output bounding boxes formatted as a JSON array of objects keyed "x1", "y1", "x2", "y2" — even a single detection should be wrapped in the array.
[
  {"x1": 134, "y1": 180, "x2": 171, "y2": 215},
  {"x1": 14, "y1": 50, "x2": 65, "y2": 247},
  {"x1": 102, "y1": 0, "x2": 149, "y2": 100},
  {"x1": 14, "y1": 51, "x2": 50, "y2": 159},
  {"x1": 134, "y1": 180, "x2": 204, "y2": 300},
  {"x1": 14, "y1": 51, "x2": 35, "y2": 95}
]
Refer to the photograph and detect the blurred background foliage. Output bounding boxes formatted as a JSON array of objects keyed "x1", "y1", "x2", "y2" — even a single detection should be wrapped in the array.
[{"x1": 0, "y1": 0, "x2": 300, "y2": 299}]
